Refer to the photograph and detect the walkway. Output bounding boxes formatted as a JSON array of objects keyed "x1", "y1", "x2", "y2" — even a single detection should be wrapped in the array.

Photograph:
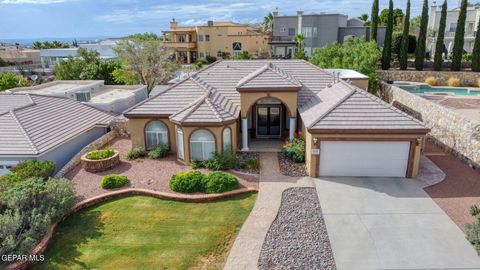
[{"x1": 224, "y1": 152, "x2": 314, "y2": 270}]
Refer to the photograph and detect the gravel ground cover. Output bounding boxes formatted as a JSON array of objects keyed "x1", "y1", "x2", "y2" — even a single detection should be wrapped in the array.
[
  {"x1": 258, "y1": 187, "x2": 336, "y2": 270},
  {"x1": 278, "y1": 152, "x2": 307, "y2": 177},
  {"x1": 235, "y1": 152, "x2": 260, "y2": 174}
]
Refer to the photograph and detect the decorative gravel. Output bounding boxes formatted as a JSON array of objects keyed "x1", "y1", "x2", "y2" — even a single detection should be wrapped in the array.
[
  {"x1": 259, "y1": 187, "x2": 336, "y2": 270},
  {"x1": 278, "y1": 152, "x2": 307, "y2": 177},
  {"x1": 235, "y1": 152, "x2": 260, "y2": 174}
]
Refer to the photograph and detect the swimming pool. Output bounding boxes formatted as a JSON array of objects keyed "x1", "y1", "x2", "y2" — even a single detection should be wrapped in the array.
[{"x1": 398, "y1": 84, "x2": 480, "y2": 96}]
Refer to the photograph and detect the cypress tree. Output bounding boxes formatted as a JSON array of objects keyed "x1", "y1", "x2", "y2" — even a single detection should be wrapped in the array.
[
  {"x1": 415, "y1": 0, "x2": 429, "y2": 70},
  {"x1": 451, "y1": 0, "x2": 468, "y2": 71},
  {"x1": 472, "y1": 20, "x2": 480, "y2": 72},
  {"x1": 399, "y1": 0, "x2": 410, "y2": 70},
  {"x1": 370, "y1": 0, "x2": 379, "y2": 42},
  {"x1": 381, "y1": 0, "x2": 394, "y2": 70},
  {"x1": 434, "y1": 0, "x2": 447, "y2": 71}
]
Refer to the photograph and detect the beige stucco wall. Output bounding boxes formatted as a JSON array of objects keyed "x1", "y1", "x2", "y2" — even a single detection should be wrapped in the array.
[
  {"x1": 240, "y1": 91, "x2": 298, "y2": 118},
  {"x1": 350, "y1": 78, "x2": 369, "y2": 90}
]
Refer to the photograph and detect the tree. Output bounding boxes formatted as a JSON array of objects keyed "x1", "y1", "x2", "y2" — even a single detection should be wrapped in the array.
[
  {"x1": 381, "y1": 0, "x2": 394, "y2": 70},
  {"x1": 370, "y1": 0, "x2": 379, "y2": 42},
  {"x1": 126, "y1": 32, "x2": 161, "y2": 41},
  {"x1": 415, "y1": 0, "x2": 429, "y2": 70},
  {"x1": 114, "y1": 40, "x2": 179, "y2": 92},
  {"x1": 0, "y1": 72, "x2": 27, "y2": 91},
  {"x1": 262, "y1": 12, "x2": 274, "y2": 34},
  {"x1": 31, "y1": 40, "x2": 69, "y2": 50},
  {"x1": 472, "y1": 20, "x2": 480, "y2": 71},
  {"x1": 434, "y1": 0, "x2": 448, "y2": 71},
  {"x1": 292, "y1": 33, "x2": 308, "y2": 60},
  {"x1": 399, "y1": 0, "x2": 411, "y2": 70},
  {"x1": 359, "y1": 14, "x2": 369, "y2": 22},
  {"x1": 451, "y1": 0, "x2": 468, "y2": 71},
  {"x1": 310, "y1": 38, "x2": 381, "y2": 92},
  {"x1": 392, "y1": 33, "x2": 416, "y2": 56},
  {"x1": 380, "y1": 8, "x2": 404, "y2": 30}
]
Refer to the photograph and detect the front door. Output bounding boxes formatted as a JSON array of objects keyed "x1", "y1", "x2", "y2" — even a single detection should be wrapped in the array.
[{"x1": 257, "y1": 105, "x2": 281, "y2": 138}]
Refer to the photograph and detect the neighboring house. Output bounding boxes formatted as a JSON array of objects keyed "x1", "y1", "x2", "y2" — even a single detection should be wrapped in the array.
[
  {"x1": 427, "y1": 4, "x2": 480, "y2": 56},
  {"x1": 0, "y1": 93, "x2": 114, "y2": 175},
  {"x1": 269, "y1": 10, "x2": 386, "y2": 58},
  {"x1": 124, "y1": 60, "x2": 429, "y2": 178},
  {"x1": 9, "y1": 80, "x2": 148, "y2": 115},
  {"x1": 0, "y1": 44, "x2": 41, "y2": 67},
  {"x1": 162, "y1": 19, "x2": 269, "y2": 64}
]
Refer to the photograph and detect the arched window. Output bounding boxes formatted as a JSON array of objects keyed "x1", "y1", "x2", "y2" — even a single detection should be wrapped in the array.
[
  {"x1": 145, "y1": 121, "x2": 168, "y2": 149},
  {"x1": 223, "y1": 128, "x2": 232, "y2": 152},
  {"x1": 190, "y1": 129, "x2": 215, "y2": 161},
  {"x1": 233, "y1": 42, "x2": 242, "y2": 51},
  {"x1": 177, "y1": 128, "x2": 184, "y2": 160}
]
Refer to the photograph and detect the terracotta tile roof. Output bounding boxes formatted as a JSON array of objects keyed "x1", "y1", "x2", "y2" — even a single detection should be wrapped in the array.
[{"x1": 0, "y1": 94, "x2": 114, "y2": 156}]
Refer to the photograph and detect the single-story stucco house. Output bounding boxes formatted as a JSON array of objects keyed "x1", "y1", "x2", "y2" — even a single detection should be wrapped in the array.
[
  {"x1": 0, "y1": 93, "x2": 114, "y2": 175},
  {"x1": 124, "y1": 60, "x2": 429, "y2": 178}
]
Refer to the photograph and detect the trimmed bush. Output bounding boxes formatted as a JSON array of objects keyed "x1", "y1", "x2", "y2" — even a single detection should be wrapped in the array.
[
  {"x1": 425, "y1": 76, "x2": 437, "y2": 86},
  {"x1": 100, "y1": 174, "x2": 129, "y2": 189},
  {"x1": 85, "y1": 148, "x2": 115, "y2": 160},
  {"x1": 148, "y1": 144, "x2": 169, "y2": 159},
  {"x1": 447, "y1": 77, "x2": 461, "y2": 87},
  {"x1": 10, "y1": 160, "x2": 55, "y2": 181},
  {"x1": 202, "y1": 171, "x2": 239, "y2": 194},
  {"x1": 126, "y1": 147, "x2": 146, "y2": 160},
  {"x1": 169, "y1": 170, "x2": 204, "y2": 193}
]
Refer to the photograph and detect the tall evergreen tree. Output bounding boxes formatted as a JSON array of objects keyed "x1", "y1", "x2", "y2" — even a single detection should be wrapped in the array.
[
  {"x1": 434, "y1": 0, "x2": 448, "y2": 71},
  {"x1": 472, "y1": 20, "x2": 480, "y2": 72},
  {"x1": 370, "y1": 0, "x2": 379, "y2": 42},
  {"x1": 399, "y1": 0, "x2": 410, "y2": 70},
  {"x1": 381, "y1": 0, "x2": 394, "y2": 70},
  {"x1": 451, "y1": 0, "x2": 468, "y2": 71},
  {"x1": 415, "y1": 0, "x2": 429, "y2": 70}
]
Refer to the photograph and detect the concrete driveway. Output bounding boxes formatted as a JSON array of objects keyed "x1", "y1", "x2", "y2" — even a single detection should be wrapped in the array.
[{"x1": 315, "y1": 177, "x2": 480, "y2": 270}]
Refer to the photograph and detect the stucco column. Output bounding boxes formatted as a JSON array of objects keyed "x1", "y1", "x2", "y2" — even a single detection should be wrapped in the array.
[
  {"x1": 241, "y1": 118, "x2": 249, "y2": 151},
  {"x1": 187, "y1": 51, "x2": 191, "y2": 64},
  {"x1": 289, "y1": 118, "x2": 296, "y2": 141}
]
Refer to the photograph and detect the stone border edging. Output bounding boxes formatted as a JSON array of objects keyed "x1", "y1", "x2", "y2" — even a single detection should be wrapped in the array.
[{"x1": 5, "y1": 187, "x2": 258, "y2": 270}]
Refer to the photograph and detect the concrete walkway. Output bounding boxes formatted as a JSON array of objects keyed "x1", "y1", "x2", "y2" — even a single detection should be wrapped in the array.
[
  {"x1": 410, "y1": 155, "x2": 446, "y2": 188},
  {"x1": 224, "y1": 152, "x2": 314, "y2": 270}
]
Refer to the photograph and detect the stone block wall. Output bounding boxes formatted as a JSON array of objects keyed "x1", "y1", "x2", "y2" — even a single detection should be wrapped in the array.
[
  {"x1": 378, "y1": 70, "x2": 480, "y2": 87},
  {"x1": 381, "y1": 83, "x2": 480, "y2": 168}
]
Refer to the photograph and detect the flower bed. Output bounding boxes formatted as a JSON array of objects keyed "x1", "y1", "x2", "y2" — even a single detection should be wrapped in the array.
[{"x1": 81, "y1": 150, "x2": 120, "y2": 173}]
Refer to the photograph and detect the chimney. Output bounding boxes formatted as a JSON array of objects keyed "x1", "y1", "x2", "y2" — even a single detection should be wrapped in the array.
[
  {"x1": 170, "y1": 18, "x2": 177, "y2": 29},
  {"x1": 297, "y1": 10, "x2": 303, "y2": 33},
  {"x1": 273, "y1": 8, "x2": 279, "y2": 17}
]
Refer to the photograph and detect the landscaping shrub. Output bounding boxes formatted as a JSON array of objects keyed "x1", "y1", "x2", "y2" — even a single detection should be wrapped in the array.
[
  {"x1": 191, "y1": 160, "x2": 204, "y2": 169},
  {"x1": 425, "y1": 76, "x2": 437, "y2": 86},
  {"x1": 241, "y1": 158, "x2": 260, "y2": 171},
  {"x1": 100, "y1": 174, "x2": 129, "y2": 189},
  {"x1": 447, "y1": 77, "x2": 461, "y2": 87},
  {"x1": 0, "y1": 177, "x2": 75, "y2": 266},
  {"x1": 191, "y1": 151, "x2": 239, "y2": 171},
  {"x1": 169, "y1": 170, "x2": 205, "y2": 193},
  {"x1": 281, "y1": 132, "x2": 306, "y2": 163},
  {"x1": 202, "y1": 171, "x2": 239, "y2": 193},
  {"x1": 206, "y1": 56, "x2": 217, "y2": 64},
  {"x1": 126, "y1": 146, "x2": 146, "y2": 160},
  {"x1": 148, "y1": 144, "x2": 169, "y2": 159},
  {"x1": 10, "y1": 160, "x2": 55, "y2": 181},
  {"x1": 466, "y1": 205, "x2": 480, "y2": 254},
  {"x1": 85, "y1": 147, "x2": 115, "y2": 160}
]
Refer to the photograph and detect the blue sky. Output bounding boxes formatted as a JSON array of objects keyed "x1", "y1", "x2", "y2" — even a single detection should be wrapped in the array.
[{"x1": 0, "y1": 0, "x2": 446, "y2": 40}]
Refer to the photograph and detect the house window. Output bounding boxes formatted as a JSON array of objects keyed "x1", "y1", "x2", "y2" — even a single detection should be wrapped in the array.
[
  {"x1": 179, "y1": 35, "x2": 185, "y2": 42},
  {"x1": 232, "y1": 51, "x2": 241, "y2": 57},
  {"x1": 280, "y1": 26, "x2": 286, "y2": 32},
  {"x1": 223, "y1": 128, "x2": 232, "y2": 152},
  {"x1": 199, "y1": 52, "x2": 205, "y2": 58},
  {"x1": 449, "y1": 23, "x2": 457, "y2": 32},
  {"x1": 198, "y1": 35, "x2": 204, "y2": 41},
  {"x1": 177, "y1": 128, "x2": 184, "y2": 160},
  {"x1": 288, "y1": 28, "x2": 296, "y2": 36},
  {"x1": 217, "y1": 51, "x2": 222, "y2": 57},
  {"x1": 145, "y1": 121, "x2": 168, "y2": 150},
  {"x1": 233, "y1": 42, "x2": 242, "y2": 51},
  {"x1": 190, "y1": 129, "x2": 216, "y2": 161},
  {"x1": 205, "y1": 35, "x2": 210, "y2": 41},
  {"x1": 302, "y1": 27, "x2": 313, "y2": 38}
]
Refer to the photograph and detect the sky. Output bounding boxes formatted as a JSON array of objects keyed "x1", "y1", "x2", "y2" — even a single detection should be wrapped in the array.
[{"x1": 0, "y1": 0, "x2": 458, "y2": 40}]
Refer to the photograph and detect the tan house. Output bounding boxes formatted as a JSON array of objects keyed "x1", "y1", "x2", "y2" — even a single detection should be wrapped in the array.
[
  {"x1": 162, "y1": 19, "x2": 269, "y2": 64},
  {"x1": 124, "y1": 60, "x2": 429, "y2": 178}
]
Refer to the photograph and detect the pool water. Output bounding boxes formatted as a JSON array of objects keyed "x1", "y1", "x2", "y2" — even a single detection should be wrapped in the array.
[{"x1": 399, "y1": 85, "x2": 480, "y2": 96}]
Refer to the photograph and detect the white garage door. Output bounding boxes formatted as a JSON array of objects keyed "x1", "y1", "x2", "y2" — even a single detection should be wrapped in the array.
[{"x1": 319, "y1": 141, "x2": 410, "y2": 177}]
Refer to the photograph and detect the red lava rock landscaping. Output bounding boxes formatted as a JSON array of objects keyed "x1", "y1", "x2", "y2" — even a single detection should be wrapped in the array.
[
  {"x1": 423, "y1": 142, "x2": 480, "y2": 231},
  {"x1": 66, "y1": 138, "x2": 259, "y2": 201}
]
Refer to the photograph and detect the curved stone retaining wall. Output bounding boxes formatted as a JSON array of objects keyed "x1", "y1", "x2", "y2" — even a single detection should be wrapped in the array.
[{"x1": 81, "y1": 151, "x2": 120, "y2": 172}]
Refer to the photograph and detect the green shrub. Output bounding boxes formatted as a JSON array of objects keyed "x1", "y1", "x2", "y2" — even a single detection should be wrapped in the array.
[
  {"x1": 281, "y1": 132, "x2": 306, "y2": 163},
  {"x1": 194, "y1": 151, "x2": 239, "y2": 171},
  {"x1": 466, "y1": 205, "x2": 480, "y2": 254},
  {"x1": 206, "y1": 55, "x2": 217, "y2": 64},
  {"x1": 191, "y1": 160, "x2": 204, "y2": 169},
  {"x1": 126, "y1": 146, "x2": 146, "y2": 160},
  {"x1": 85, "y1": 148, "x2": 115, "y2": 160},
  {"x1": 202, "y1": 171, "x2": 239, "y2": 193},
  {"x1": 241, "y1": 158, "x2": 260, "y2": 171},
  {"x1": 10, "y1": 160, "x2": 55, "y2": 181},
  {"x1": 100, "y1": 174, "x2": 129, "y2": 189},
  {"x1": 147, "y1": 144, "x2": 169, "y2": 159},
  {"x1": 169, "y1": 170, "x2": 205, "y2": 193}
]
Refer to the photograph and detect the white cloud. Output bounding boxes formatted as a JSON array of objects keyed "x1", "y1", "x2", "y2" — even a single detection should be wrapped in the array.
[{"x1": 1, "y1": 0, "x2": 73, "y2": 4}]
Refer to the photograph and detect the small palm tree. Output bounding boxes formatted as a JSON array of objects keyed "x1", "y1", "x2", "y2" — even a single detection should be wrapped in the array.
[
  {"x1": 292, "y1": 33, "x2": 305, "y2": 51},
  {"x1": 263, "y1": 13, "x2": 274, "y2": 34}
]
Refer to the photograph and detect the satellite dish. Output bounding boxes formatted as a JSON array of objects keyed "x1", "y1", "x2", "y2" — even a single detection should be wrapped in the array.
[{"x1": 30, "y1": 75, "x2": 38, "y2": 81}]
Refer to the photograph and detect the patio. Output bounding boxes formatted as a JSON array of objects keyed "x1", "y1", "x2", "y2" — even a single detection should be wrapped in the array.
[{"x1": 242, "y1": 138, "x2": 284, "y2": 153}]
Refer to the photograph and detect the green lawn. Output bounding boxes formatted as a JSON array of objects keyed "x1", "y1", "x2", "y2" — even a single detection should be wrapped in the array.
[{"x1": 32, "y1": 194, "x2": 257, "y2": 270}]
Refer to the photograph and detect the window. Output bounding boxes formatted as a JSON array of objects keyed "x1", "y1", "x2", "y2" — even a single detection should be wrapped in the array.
[
  {"x1": 232, "y1": 42, "x2": 242, "y2": 51},
  {"x1": 179, "y1": 35, "x2": 185, "y2": 42},
  {"x1": 198, "y1": 35, "x2": 204, "y2": 41},
  {"x1": 205, "y1": 35, "x2": 210, "y2": 41},
  {"x1": 177, "y1": 128, "x2": 184, "y2": 160},
  {"x1": 302, "y1": 27, "x2": 313, "y2": 38},
  {"x1": 222, "y1": 128, "x2": 232, "y2": 152},
  {"x1": 145, "y1": 121, "x2": 168, "y2": 149},
  {"x1": 280, "y1": 26, "x2": 286, "y2": 32},
  {"x1": 288, "y1": 28, "x2": 296, "y2": 36},
  {"x1": 217, "y1": 51, "x2": 222, "y2": 57},
  {"x1": 199, "y1": 52, "x2": 205, "y2": 58},
  {"x1": 190, "y1": 129, "x2": 216, "y2": 161},
  {"x1": 449, "y1": 23, "x2": 457, "y2": 32},
  {"x1": 232, "y1": 51, "x2": 241, "y2": 57}
]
